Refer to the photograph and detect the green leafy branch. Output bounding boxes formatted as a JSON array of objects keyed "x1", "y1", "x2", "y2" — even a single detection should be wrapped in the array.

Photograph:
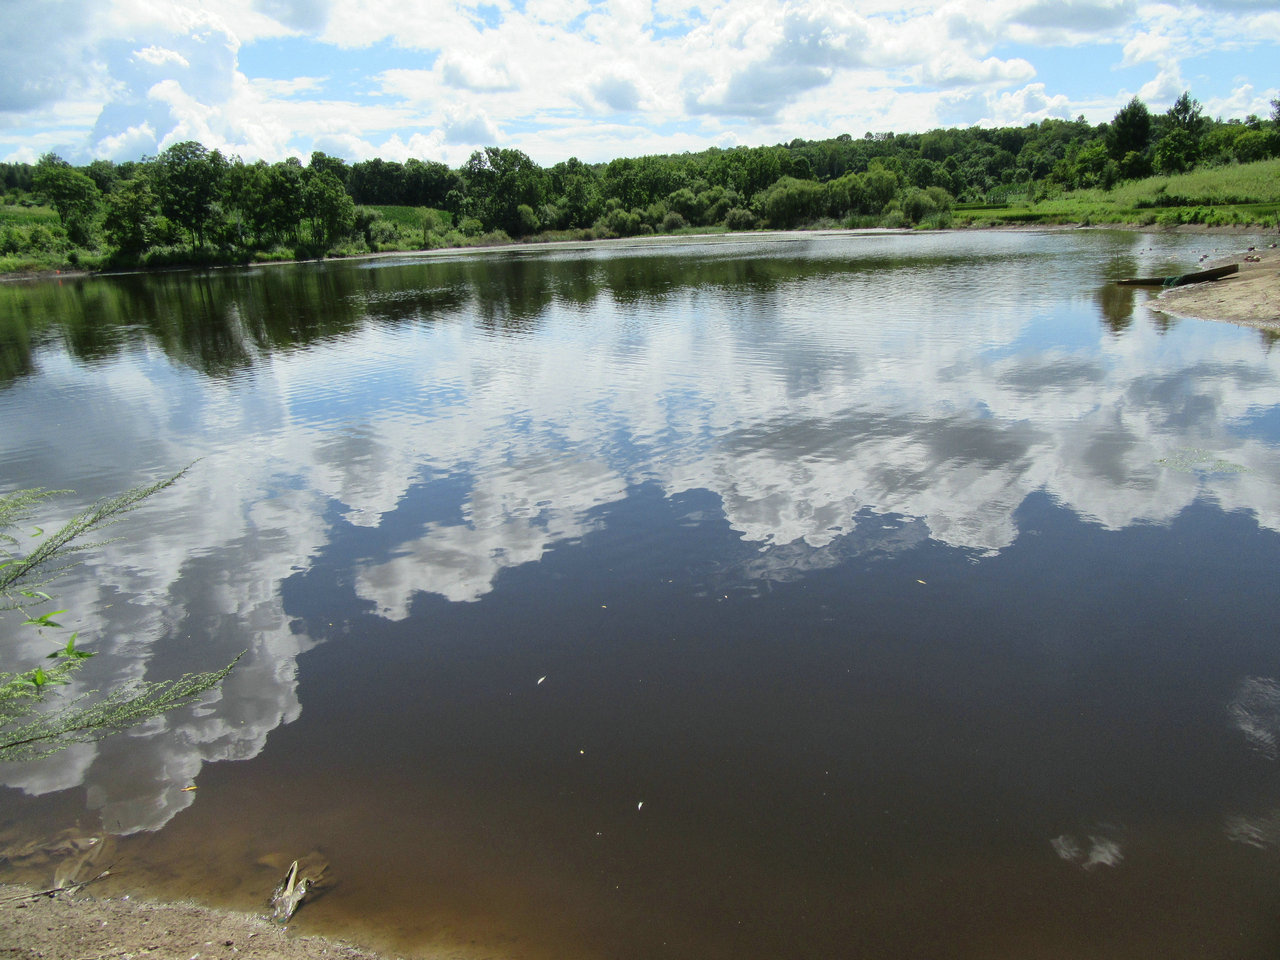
[
  {"x1": 1, "y1": 466, "x2": 238, "y2": 762},
  {"x1": 1, "y1": 467, "x2": 189, "y2": 615},
  {"x1": 0, "y1": 656, "x2": 239, "y2": 762}
]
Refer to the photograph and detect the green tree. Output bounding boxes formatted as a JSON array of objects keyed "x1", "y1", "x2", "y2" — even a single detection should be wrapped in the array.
[
  {"x1": 464, "y1": 148, "x2": 548, "y2": 236},
  {"x1": 1106, "y1": 97, "x2": 1152, "y2": 162},
  {"x1": 1165, "y1": 91, "x2": 1206, "y2": 137},
  {"x1": 308, "y1": 151, "x2": 349, "y2": 186},
  {"x1": 1233, "y1": 129, "x2": 1278, "y2": 163},
  {"x1": 1154, "y1": 129, "x2": 1198, "y2": 174},
  {"x1": 302, "y1": 170, "x2": 356, "y2": 251},
  {"x1": 862, "y1": 161, "x2": 899, "y2": 212},
  {"x1": 403, "y1": 158, "x2": 461, "y2": 208},
  {"x1": 154, "y1": 141, "x2": 228, "y2": 250},
  {"x1": 265, "y1": 160, "x2": 305, "y2": 244},
  {"x1": 900, "y1": 187, "x2": 938, "y2": 224},
  {"x1": 755, "y1": 177, "x2": 826, "y2": 228},
  {"x1": 549, "y1": 157, "x2": 603, "y2": 228},
  {"x1": 102, "y1": 177, "x2": 158, "y2": 254},
  {"x1": 32, "y1": 155, "x2": 101, "y2": 246},
  {"x1": 1118, "y1": 150, "x2": 1152, "y2": 180},
  {"x1": 825, "y1": 171, "x2": 867, "y2": 217},
  {"x1": 84, "y1": 159, "x2": 119, "y2": 194},
  {"x1": 742, "y1": 147, "x2": 784, "y2": 196}
]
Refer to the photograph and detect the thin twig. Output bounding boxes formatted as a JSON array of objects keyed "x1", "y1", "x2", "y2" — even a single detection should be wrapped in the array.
[{"x1": 1, "y1": 869, "x2": 112, "y2": 902}]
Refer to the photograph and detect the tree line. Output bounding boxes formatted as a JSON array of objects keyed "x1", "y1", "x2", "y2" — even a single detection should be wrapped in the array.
[{"x1": 2, "y1": 90, "x2": 1278, "y2": 270}]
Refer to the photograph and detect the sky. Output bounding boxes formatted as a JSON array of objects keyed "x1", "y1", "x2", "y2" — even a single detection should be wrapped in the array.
[{"x1": 0, "y1": 0, "x2": 1277, "y2": 168}]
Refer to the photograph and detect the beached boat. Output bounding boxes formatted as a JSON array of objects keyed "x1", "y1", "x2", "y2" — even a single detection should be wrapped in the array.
[{"x1": 1116, "y1": 263, "x2": 1239, "y2": 287}]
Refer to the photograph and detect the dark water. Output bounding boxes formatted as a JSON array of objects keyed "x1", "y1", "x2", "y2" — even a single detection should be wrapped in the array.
[{"x1": 4, "y1": 230, "x2": 1280, "y2": 958}]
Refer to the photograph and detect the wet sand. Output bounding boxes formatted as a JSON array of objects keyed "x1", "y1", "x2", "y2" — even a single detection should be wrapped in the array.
[{"x1": 1154, "y1": 244, "x2": 1280, "y2": 329}]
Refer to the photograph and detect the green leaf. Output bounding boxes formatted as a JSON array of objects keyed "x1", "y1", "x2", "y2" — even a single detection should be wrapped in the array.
[
  {"x1": 22, "y1": 609, "x2": 67, "y2": 628},
  {"x1": 48, "y1": 632, "x2": 92, "y2": 660}
]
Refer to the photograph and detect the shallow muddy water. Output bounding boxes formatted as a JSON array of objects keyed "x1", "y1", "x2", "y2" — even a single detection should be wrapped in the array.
[{"x1": 3, "y1": 230, "x2": 1280, "y2": 958}]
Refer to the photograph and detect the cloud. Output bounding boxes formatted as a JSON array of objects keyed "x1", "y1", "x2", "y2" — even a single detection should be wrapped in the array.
[
  {"x1": 0, "y1": 0, "x2": 1275, "y2": 166},
  {"x1": 917, "y1": 54, "x2": 1037, "y2": 88},
  {"x1": 1204, "y1": 83, "x2": 1280, "y2": 121},
  {"x1": 591, "y1": 74, "x2": 645, "y2": 113},
  {"x1": 133, "y1": 45, "x2": 192, "y2": 68},
  {"x1": 0, "y1": 0, "x2": 100, "y2": 113},
  {"x1": 253, "y1": 0, "x2": 334, "y2": 32},
  {"x1": 440, "y1": 52, "x2": 522, "y2": 92},
  {"x1": 983, "y1": 82, "x2": 1074, "y2": 124},
  {"x1": 684, "y1": 4, "x2": 870, "y2": 119},
  {"x1": 1122, "y1": 29, "x2": 1175, "y2": 66},
  {"x1": 1013, "y1": 0, "x2": 1137, "y2": 33},
  {"x1": 442, "y1": 108, "x2": 501, "y2": 145},
  {"x1": 1138, "y1": 67, "x2": 1188, "y2": 106}
]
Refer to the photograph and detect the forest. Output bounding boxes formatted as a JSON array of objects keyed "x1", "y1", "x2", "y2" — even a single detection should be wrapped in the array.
[{"x1": 2, "y1": 90, "x2": 1278, "y2": 274}]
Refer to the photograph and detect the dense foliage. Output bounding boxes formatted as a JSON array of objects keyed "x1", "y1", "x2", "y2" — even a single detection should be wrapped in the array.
[{"x1": 2, "y1": 91, "x2": 1278, "y2": 273}]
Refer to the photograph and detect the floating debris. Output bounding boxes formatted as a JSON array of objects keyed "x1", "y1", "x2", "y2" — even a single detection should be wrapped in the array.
[
  {"x1": 268, "y1": 852, "x2": 330, "y2": 922},
  {"x1": 1156, "y1": 448, "x2": 1249, "y2": 475}
]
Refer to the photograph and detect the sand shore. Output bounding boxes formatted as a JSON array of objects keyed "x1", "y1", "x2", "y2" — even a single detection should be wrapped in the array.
[
  {"x1": 0, "y1": 882, "x2": 396, "y2": 960},
  {"x1": 1152, "y1": 243, "x2": 1280, "y2": 329}
]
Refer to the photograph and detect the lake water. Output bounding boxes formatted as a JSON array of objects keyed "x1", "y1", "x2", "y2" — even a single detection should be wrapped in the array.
[{"x1": 3, "y1": 229, "x2": 1280, "y2": 958}]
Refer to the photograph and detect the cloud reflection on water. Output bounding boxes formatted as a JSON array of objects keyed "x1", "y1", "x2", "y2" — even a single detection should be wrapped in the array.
[{"x1": 2, "y1": 231, "x2": 1278, "y2": 834}]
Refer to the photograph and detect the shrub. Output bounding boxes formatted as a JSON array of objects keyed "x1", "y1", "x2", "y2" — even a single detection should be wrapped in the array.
[
  {"x1": 1234, "y1": 131, "x2": 1278, "y2": 164},
  {"x1": 900, "y1": 188, "x2": 938, "y2": 224},
  {"x1": 660, "y1": 211, "x2": 687, "y2": 232}
]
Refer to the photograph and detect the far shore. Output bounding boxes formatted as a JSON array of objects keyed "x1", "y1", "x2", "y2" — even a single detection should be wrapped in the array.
[
  {"x1": 3, "y1": 219, "x2": 1276, "y2": 280},
  {"x1": 6, "y1": 223, "x2": 1277, "y2": 332}
]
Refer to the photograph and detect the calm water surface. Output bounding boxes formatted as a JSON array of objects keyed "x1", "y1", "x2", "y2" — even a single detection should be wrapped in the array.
[{"x1": 4, "y1": 230, "x2": 1280, "y2": 958}]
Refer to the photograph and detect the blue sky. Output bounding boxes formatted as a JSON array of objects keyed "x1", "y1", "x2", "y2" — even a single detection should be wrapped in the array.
[{"x1": 1, "y1": 0, "x2": 1276, "y2": 167}]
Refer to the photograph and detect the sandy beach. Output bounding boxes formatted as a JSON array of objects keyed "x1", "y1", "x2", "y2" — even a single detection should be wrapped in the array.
[{"x1": 1153, "y1": 243, "x2": 1280, "y2": 329}]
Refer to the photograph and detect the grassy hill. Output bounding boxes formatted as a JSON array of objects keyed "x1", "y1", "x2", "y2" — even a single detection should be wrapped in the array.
[{"x1": 956, "y1": 159, "x2": 1280, "y2": 228}]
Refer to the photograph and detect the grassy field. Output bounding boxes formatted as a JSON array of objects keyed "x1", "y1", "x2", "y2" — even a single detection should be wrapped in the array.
[
  {"x1": 0, "y1": 203, "x2": 76, "y2": 274},
  {"x1": 955, "y1": 159, "x2": 1280, "y2": 229}
]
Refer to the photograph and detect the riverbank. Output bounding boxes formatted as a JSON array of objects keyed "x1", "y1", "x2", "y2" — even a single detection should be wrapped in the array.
[
  {"x1": 0, "y1": 883, "x2": 396, "y2": 960},
  {"x1": 1152, "y1": 244, "x2": 1280, "y2": 328}
]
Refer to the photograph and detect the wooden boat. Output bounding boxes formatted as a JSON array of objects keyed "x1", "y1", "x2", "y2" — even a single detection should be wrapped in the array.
[{"x1": 1116, "y1": 263, "x2": 1239, "y2": 287}]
